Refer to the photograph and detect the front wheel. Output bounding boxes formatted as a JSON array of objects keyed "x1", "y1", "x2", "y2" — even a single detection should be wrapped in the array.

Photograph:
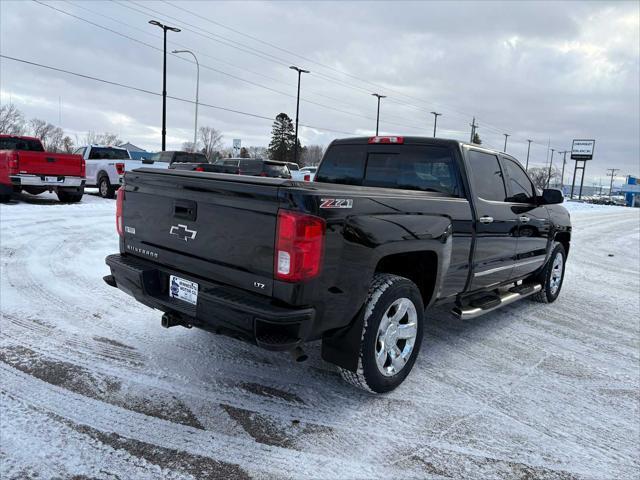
[
  {"x1": 531, "y1": 243, "x2": 566, "y2": 303},
  {"x1": 339, "y1": 273, "x2": 424, "y2": 393}
]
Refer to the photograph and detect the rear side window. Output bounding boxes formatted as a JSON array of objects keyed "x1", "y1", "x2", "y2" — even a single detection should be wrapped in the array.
[
  {"x1": 502, "y1": 158, "x2": 535, "y2": 203},
  {"x1": 467, "y1": 150, "x2": 507, "y2": 202},
  {"x1": 0, "y1": 137, "x2": 44, "y2": 151},
  {"x1": 315, "y1": 145, "x2": 367, "y2": 185},
  {"x1": 172, "y1": 152, "x2": 206, "y2": 163},
  {"x1": 263, "y1": 163, "x2": 290, "y2": 178},
  {"x1": 88, "y1": 147, "x2": 129, "y2": 160}
]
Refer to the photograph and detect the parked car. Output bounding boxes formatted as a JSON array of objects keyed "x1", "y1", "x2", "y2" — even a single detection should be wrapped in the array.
[
  {"x1": 75, "y1": 145, "x2": 170, "y2": 198},
  {"x1": 300, "y1": 166, "x2": 317, "y2": 181},
  {"x1": 153, "y1": 150, "x2": 209, "y2": 167},
  {"x1": 0, "y1": 135, "x2": 85, "y2": 202},
  {"x1": 104, "y1": 136, "x2": 571, "y2": 393},
  {"x1": 283, "y1": 162, "x2": 309, "y2": 181},
  {"x1": 206, "y1": 158, "x2": 291, "y2": 178}
]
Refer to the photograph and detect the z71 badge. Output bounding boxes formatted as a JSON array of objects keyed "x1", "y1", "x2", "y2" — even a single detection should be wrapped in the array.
[{"x1": 320, "y1": 198, "x2": 353, "y2": 209}]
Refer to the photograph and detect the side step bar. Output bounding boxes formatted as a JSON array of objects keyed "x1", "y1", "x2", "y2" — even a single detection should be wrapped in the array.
[{"x1": 452, "y1": 284, "x2": 542, "y2": 320}]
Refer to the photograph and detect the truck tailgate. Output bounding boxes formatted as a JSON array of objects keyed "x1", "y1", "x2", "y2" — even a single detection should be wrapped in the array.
[
  {"x1": 121, "y1": 169, "x2": 285, "y2": 296},
  {"x1": 16, "y1": 151, "x2": 83, "y2": 176}
]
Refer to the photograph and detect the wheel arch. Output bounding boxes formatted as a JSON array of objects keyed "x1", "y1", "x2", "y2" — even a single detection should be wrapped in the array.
[{"x1": 374, "y1": 250, "x2": 439, "y2": 308}]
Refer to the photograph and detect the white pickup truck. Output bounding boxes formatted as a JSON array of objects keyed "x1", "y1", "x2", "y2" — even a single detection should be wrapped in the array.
[{"x1": 74, "y1": 145, "x2": 169, "y2": 198}]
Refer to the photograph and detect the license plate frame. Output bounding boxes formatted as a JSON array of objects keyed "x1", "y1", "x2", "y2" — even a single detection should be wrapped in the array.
[
  {"x1": 44, "y1": 176, "x2": 63, "y2": 183},
  {"x1": 169, "y1": 275, "x2": 198, "y2": 305}
]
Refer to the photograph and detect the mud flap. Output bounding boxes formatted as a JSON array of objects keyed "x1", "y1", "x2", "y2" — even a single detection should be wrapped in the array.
[{"x1": 321, "y1": 305, "x2": 366, "y2": 372}]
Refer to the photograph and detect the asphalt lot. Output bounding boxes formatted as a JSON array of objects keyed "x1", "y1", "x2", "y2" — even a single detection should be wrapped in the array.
[{"x1": 1, "y1": 192, "x2": 639, "y2": 479}]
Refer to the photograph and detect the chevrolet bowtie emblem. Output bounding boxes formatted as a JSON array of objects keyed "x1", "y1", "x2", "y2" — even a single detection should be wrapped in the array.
[{"x1": 169, "y1": 224, "x2": 197, "y2": 242}]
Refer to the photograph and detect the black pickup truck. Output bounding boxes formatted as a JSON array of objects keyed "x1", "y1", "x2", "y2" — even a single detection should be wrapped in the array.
[{"x1": 105, "y1": 136, "x2": 571, "y2": 393}]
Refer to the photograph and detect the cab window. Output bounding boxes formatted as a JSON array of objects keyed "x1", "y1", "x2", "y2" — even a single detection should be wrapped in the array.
[
  {"x1": 502, "y1": 158, "x2": 535, "y2": 203},
  {"x1": 467, "y1": 150, "x2": 507, "y2": 202}
]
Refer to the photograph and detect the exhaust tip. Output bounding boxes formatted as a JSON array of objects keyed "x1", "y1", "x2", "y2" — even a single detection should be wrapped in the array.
[{"x1": 290, "y1": 346, "x2": 308, "y2": 363}]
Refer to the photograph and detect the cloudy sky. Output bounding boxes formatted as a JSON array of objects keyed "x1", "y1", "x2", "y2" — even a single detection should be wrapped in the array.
[{"x1": 1, "y1": 0, "x2": 638, "y2": 184}]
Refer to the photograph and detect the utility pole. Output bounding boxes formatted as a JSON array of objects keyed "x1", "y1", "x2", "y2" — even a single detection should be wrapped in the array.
[
  {"x1": 470, "y1": 117, "x2": 478, "y2": 143},
  {"x1": 172, "y1": 50, "x2": 200, "y2": 150},
  {"x1": 149, "y1": 20, "x2": 181, "y2": 151},
  {"x1": 607, "y1": 168, "x2": 620, "y2": 200},
  {"x1": 372, "y1": 93, "x2": 386, "y2": 136},
  {"x1": 430, "y1": 111, "x2": 442, "y2": 137},
  {"x1": 546, "y1": 148, "x2": 555, "y2": 188},
  {"x1": 525, "y1": 139, "x2": 532, "y2": 171},
  {"x1": 503, "y1": 134, "x2": 510, "y2": 152},
  {"x1": 290, "y1": 66, "x2": 310, "y2": 165},
  {"x1": 558, "y1": 150, "x2": 569, "y2": 190}
]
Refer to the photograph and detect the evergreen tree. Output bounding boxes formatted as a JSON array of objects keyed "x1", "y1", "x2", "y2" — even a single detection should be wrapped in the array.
[{"x1": 268, "y1": 113, "x2": 295, "y2": 162}]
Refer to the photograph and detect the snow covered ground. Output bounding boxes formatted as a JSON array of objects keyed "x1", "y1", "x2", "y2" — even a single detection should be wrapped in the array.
[{"x1": 1, "y1": 192, "x2": 639, "y2": 479}]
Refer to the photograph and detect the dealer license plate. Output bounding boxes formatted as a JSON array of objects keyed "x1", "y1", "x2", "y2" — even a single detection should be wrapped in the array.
[{"x1": 169, "y1": 275, "x2": 198, "y2": 305}]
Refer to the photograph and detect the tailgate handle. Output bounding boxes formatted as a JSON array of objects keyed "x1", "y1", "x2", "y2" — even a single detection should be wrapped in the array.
[
  {"x1": 46, "y1": 157, "x2": 56, "y2": 162},
  {"x1": 174, "y1": 200, "x2": 197, "y2": 221}
]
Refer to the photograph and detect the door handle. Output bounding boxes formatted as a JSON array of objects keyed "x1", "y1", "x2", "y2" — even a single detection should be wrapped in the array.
[
  {"x1": 519, "y1": 216, "x2": 531, "y2": 223},
  {"x1": 479, "y1": 216, "x2": 494, "y2": 224}
]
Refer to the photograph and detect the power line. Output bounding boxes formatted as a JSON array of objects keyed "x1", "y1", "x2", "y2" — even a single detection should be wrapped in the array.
[
  {"x1": 33, "y1": 0, "x2": 429, "y2": 133},
  {"x1": 0, "y1": 54, "x2": 359, "y2": 136}
]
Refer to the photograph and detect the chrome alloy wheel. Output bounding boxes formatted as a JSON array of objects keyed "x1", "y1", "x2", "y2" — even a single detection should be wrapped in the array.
[
  {"x1": 99, "y1": 178, "x2": 108, "y2": 197},
  {"x1": 375, "y1": 297, "x2": 418, "y2": 377},
  {"x1": 549, "y1": 251, "x2": 564, "y2": 295}
]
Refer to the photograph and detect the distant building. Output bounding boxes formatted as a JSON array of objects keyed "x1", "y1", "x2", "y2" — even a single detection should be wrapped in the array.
[{"x1": 118, "y1": 142, "x2": 151, "y2": 160}]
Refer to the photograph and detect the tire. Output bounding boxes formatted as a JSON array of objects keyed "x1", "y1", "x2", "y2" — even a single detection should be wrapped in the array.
[
  {"x1": 57, "y1": 187, "x2": 84, "y2": 203},
  {"x1": 98, "y1": 175, "x2": 115, "y2": 199},
  {"x1": 531, "y1": 243, "x2": 566, "y2": 303},
  {"x1": 339, "y1": 273, "x2": 424, "y2": 393}
]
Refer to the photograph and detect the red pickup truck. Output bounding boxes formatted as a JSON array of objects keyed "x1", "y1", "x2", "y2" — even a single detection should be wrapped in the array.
[{"x1": 0, "y1": 135, "x2": 85, "y2": 203}]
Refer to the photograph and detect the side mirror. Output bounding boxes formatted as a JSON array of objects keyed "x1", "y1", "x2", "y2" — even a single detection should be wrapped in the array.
[{"x1": 541, "y1": 188, "x2": 564, "y2": 205}]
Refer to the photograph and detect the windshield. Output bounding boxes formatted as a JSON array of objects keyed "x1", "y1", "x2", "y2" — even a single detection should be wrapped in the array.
[
  {"x1": 88, "y1": 147, "x2": 130, "y2": 160},
  {"x1": 0, "y1": 137, "x2": 44, "y2": 152},
  {"x1": 287, "y1": 163, "x2": 300, "y2": 170}
]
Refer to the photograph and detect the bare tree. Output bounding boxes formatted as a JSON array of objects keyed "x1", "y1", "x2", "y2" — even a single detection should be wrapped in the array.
[
  {"x1": 62, "y1": 136, "x2": 75, "y2": 153},
  {"x1": 528, "y1": 166, "x2": 561, "y2": 191},
  {"x1": 0, "y1": 103, "x2": 26, "y2": 135},
  {"x1": 248, "y1": 146, "x2": 267, "y2": 159},
  {"x1": 181, "y1": 141, "x2": 196, "y2": 153},
  {"x1": 301, "y1": 144, "x2": 324, "y2": 166},
  {"x1": 29, "y1": 118, "x2": 68, "y2": 152},
  {"x1": 83, "y1": 131, "x2": 121, "y2": 146},
  {"x1": 199, "y1": 126, "x2": 223, "y2": 162}
]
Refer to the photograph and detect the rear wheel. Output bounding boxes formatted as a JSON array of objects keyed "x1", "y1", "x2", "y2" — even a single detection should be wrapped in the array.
[
  {"x1": 98, "y1": 175, "x2": 115, "y2": 199},
  {"x1": 531, "y1": 243, "x2": 566, "y2": 303},
  {"x1": 339, "y1": 273, "x2": 424, "y2": 393},
  {"x1": 57, "y1": 187, "x2": 84, "y2": 203}
]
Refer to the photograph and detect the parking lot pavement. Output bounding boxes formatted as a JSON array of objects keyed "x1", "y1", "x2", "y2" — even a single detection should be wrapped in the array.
[{"x1": 1, "y1": 194, "x2": 639, "y2": 479}]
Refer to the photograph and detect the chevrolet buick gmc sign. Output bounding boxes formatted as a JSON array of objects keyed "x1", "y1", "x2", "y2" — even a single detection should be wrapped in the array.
[{"x1": 571, "y1": 139, "x2": 596, "y2": 160}]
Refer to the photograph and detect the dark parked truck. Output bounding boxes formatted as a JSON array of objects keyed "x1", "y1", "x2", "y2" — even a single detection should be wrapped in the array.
[{"x1": 104, "y1": 136, "x2": 571, "y2": 392}]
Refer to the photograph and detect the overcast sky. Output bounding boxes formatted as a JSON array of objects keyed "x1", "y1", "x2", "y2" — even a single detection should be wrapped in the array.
[{"x1": 1, "y1": 0, "x2": 638, "y2": 184}]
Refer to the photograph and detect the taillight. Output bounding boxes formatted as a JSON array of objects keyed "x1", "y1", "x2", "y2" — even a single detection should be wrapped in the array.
[
  {"x1": 368, "y1": 136, "x2": 404, "y2": 144},
  {"x1": 115, "y1": 163, "x2": 125, "y2": 175},
  {"x1": 8, "y1": 152, "x2": 19, "y2": 174},
  {"x1": 195, "y1": 166, "x2": 205, "y2": 172},
  {"x1": 260, "y1": 172, "x2": 267, "y2": 177},
  {"x1": 115, "y1": 188, "x2": 125, "y2": 236},
  {"x1": 275, "y1": 210, "x2": 325, "y2": 282},
  {"x1": 80, "y1": 158, "x2": 86, "y2": 177},
  {"x1": 303, "y1": 174, "x2": 310, "y2": 181}
]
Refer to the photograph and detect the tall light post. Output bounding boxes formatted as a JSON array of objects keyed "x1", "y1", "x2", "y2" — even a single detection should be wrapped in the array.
[
  {"x1": 503, "y1": 133, "x2": 510, "y2": 152},
  {"x1": 172, "y1": 49, "x2": 199, "y2": 150},
  {"x1": 558, "y1": 150, "x2": 569, "y2": 190},
  {"x1": 430, "y1": 111, "x2": 442, "y2": 137},
  {"x1": 290, "y1": 66, "x2": 309, "y2": 165},
  {"x1": 149, "y1": 20, "x2": 181, "y2": 151},
  {"x1": 525, "y1": 139, "x2": 533, "y2": 171},
  {"x1": 372, "y1": 93, "x2": 386, "y2": 135}
]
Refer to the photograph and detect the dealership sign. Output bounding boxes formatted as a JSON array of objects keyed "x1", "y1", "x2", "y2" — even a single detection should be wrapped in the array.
[{"x1": 571, "y1": 139, "x2": 596, "y2": 160}]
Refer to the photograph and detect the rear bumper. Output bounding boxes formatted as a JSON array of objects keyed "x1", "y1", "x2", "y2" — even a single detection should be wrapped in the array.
[
  {"x1": 105, "y1": 253, "x2": 315, "y2": 350},
  {"x1": 11, "y1": 174, "x2": 85, "y2": 187}
]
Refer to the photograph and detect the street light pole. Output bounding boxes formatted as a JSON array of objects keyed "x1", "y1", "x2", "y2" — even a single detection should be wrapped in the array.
[
  {"x1": 525, "y1": 139, "x2": 532, "y2": 171},
  {"x1": 558, "y1": 150, "x2": 569, "y2": 190},
  {"x1": 290, "y1": 66, "x2": 309, "y2": 165},
  {"x1": 172, "y1": 50, "x2": 199, "y2": 150},
  {"x1": 430, "y1": 111, "x2": 442, "y2": 137},
  {"x1": 503, "y1": 133, "x2": 510, "y2": 152},
  {"x1": 149, "y1": 20, "x2": 181, "y2": 151},
  {"x1": 372, "y1": 93, "x2": 386, "y2": 135},
  {"x1": 606, "y1": 168, "x2": 620, "y2": 200}
]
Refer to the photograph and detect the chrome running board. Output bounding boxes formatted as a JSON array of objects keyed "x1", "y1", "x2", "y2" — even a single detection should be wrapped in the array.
[{"x1": 452, "y1": 284, "x2": 542, "y2": 320}]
